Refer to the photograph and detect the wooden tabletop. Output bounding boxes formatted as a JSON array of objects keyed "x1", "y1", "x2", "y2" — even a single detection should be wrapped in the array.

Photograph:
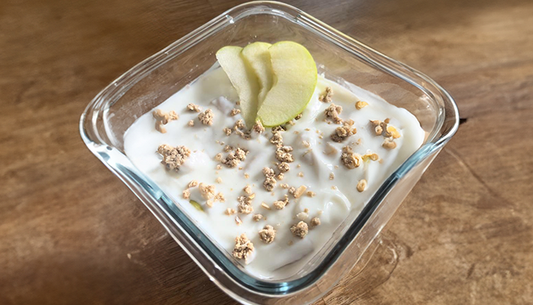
[{"x1": 2, "y1": 0, "x2": 532, "y2": 304}]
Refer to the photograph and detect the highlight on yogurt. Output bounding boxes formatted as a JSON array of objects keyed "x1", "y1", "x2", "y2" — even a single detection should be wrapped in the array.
[{"x1": 123, "y1": 41, "x2": 425, "y2": 278}]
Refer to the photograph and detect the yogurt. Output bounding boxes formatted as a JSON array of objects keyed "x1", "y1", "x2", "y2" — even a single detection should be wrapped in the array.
[{"x1": 123, "y1": 65, "x2": 425, "y2": 279}]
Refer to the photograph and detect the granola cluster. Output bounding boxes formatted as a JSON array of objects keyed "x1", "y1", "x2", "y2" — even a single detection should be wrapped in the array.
[
  {"x1": 187, "y1": 103, "x2": 202, "y2": 112},
  {"x1": 331, "y1": 119, "x2": 357, "y2": 142},
  {"x1": 157, "y1": 144, "x2": 191, "y2": 171},
  {"x1": 355, "y1": 101, "x2": 368, "y2": 110},
  {"x1": 153, "y1": 109, "x2": 179, "y2": 133},
  {"x1": 198, "y1": 109, "x2": 214, "y2": 126},
  {"x1": 275, "y1": 146, "x2": 294, "y2": 163},
  {"x1": 262, "y1": 167, "x2": 277, "y2": 191},
  {"x1": 324, "y1": 103, "x2": 343, "y2": 124},
  {"x1": 273, "y1": 195, "x2": 289, "y2": 210},
  {"x1": 232, "y1": 234, "x2": 254, "y2": 260},
  {"x1": 341, "y1": 146, "x2": 362, "y2": 169},
  {"x1": 221, "y1": 147, "x2": 248, "y2": 168},
  {"x1": 290, "y1": 221, "x2": 309, "y2": 238},
  {"x1": 370, "y1": 119, "x2": 401, "y2": 149},
  {"x1": 319, "y1": 87, "x2": 333, "y2": 103},
  {"x1": 258, "y1": 225, "x2": 276, "y2": 244},
  {"x1": 237, "y1": 194, "x2": 254, "y2": 214}
]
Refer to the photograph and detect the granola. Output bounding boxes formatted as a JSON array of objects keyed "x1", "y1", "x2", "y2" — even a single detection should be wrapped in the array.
[
  {"x1": 153, "y1": 109, "x2": 178, "y2": 133},
  {"x1": 258, "y1": 225, "x2": 276, "y2": 244},
  {"x1": 198, "y1": 109, "x2": 214, "y2": 126},
  {"x1": 157, "y1": 144, "x2": 191, "y2": 172},
  {"x1": 318, "y1": 87, "x2": 333, "y2": 103},
  {"x1": 341, "y1": 146, "x2": 362, "y2": 169},
  {"x1": 232, "y1": 234, "x2": 254, "y2": 260},
  {"x1": 290, "y1": 221, "x2": 309, "y2": 238}
]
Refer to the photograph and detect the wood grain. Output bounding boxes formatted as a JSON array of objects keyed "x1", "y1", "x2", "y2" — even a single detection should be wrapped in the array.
[{"x1": 1, "y1": 0, "x2": 532, "y2": 304}]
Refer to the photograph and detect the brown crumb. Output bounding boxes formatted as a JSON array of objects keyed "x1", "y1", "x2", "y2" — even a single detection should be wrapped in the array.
[
  {"x1": 225, "y1": 208, "x2": 236, "y2": 215},
  {"x1": 206, "y1": 199, "x2": 214, "y2": 208},
  {"x1": 319, "y1": 87, "x2": 333, "y2": 103},
  {"x1": 277, "y1": 162, "x2": 290, "y2": 173},
  {"x1": 329, "y1": 173, "x2": 335, "y2": 180},
  {"x1": 363, "y1": 153, "x2": 379, "y2": 161},
  {"x1": 252, "y1": 214, "x2": 264, "y2": 222},
  {"x1": 262, "y1": 167, "x2": 277, "y2": 191},
  {"x1": 237, "y1": 195, "x2": 254, "y2": 214},
  {"x1": 182, "y1": 189, "x2": 190, "y2": 199},
  {"x1": 288, "y1": 186, "x2": 296, "y2": 195},
  {"x1": 234, "y1": 119, "x2": 245, "y2": 130},
  {"x1": 258, "y1": 225, "x2": 276, "y2": 244},
  {"x1": 280, "y1": 183, "x2": 290, "y2": 189},
  {"x1": 214, "y1": 192, "x2": 225, "y2": 202},
  {"x1": 187, "y1": 103, "x2": 201, "y2": 112},
  {"x1": 310, "y1": 217, "x2": 321, "y2": 227},
  {"x1": 382, "y1": 137, "x2": 397, "y2": 149},
  {"x1": 198, "y1": 109, "x2": 214, "y2": 126},
  {"x1": 306, "y1": 191, "x2": 316, "y2": 197},
  {"x1": 153, "y1": 109, "x2": 179, "y2": 133},
  {"x1": 188, "y1": 180, "x2": 198, "y2": 188},
  {"x1": 277, "y1": 173, "x2": 284, "y2": 180},
  {"x1": 215, "y1": 177, "x2": 223, "y2": 184},
  {"x1": 243, "y1": 185, "x2": 252, "y2": 195},
  {"x1": 235, "y1": 216, "x2": 243, "y2": 226},
  {"x1": 216, "y1": 164, "x2": 222, "y2": 170},
  {"x1": 293, "y1": 185, "x2": 307, "y2": 198},
  {"x1": 215, "y1": 153, "x2": 223, "y2": 161},
  {"x1": 297, "y1": 172, "x2": 304, "y2": 177},
  {"x1": 252, "y1": 121, "x2": 265, "y2": 134},
  {"x1": 270, "y1": 131, "x2": 283, "y2": 147},
  {"x1": 331, "y1": 119, "x2": 356, "y2": 142},
  {"x1": 222, "y1": 147, "x2": 248, "y2": 168},
  {"x1": 188, "y1": 120, "x2": 194, "y2": 127},
  {"x1": 290, "y1": 221, "x2": 309, "y2": 238},
  {"x1": 273, "y1": 195, "x2": 289, "y2": 210},
  {"x1": 341, "y1": 146, "x2": 362, "y2": 169},
  {"x1": 324, "y1": 103, "x2": 343, "y2": 124},
  {"x1": 357, "y1": 179, "x2": 367, "y2": 192},
  {"x1": 233, "y1": 234, "x2": 253, "y2": 260},
  {"x1": 261, "y1": 202, "x2": 271, "y2": 210},
  {"x1": 230, "y1": 108, "x2": 241, "y2": 116},
  {"x1": 275, "y1": 146, "x2": 294, "y2": 163},
  {"x1": 295, "y1": 113, "x2": 303, "y2": 120},
  {"x1": 198, "y1": 183, "x2": 215, "y2": 200},
  {"x1": 355, "y1": 101, "x2": 369, "y2": 110},
  {"x1": 386, "y1": 126, "x2": 401, "y2": 139},
  {"x1": 223, "y1": 127, "x2": 232, "y2": 136},
  {"x1": 157, "y1": 144, "x2": 191, "y2": 172}
]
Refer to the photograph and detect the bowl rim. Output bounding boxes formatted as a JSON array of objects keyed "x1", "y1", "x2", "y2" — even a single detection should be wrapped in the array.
[{"x1": 79, "y1": 0, "x2": 459, "y2": 298}]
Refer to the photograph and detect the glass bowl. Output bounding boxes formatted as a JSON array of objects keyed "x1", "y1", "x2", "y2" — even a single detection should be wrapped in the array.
[{"x1": 79, "y1": 1, "x2": 459, "y2": 304}]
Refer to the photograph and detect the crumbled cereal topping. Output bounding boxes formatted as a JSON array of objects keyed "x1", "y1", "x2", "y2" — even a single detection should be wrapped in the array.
[
  {"x1": 243, "y1": 184, "x2": 252, "y2": 195},
  {"x1": 153, "y1": 109, "x2": 178, "y2": 133},
  {"x1": 297, "y1": 172, "x2": 304, "y2": 178},
  {"x1": 277, "y1": 173, "x2": 284, "y2": 180},
  {"x1": 233, "y1": 234, "x2": 254, "y2": 260},
  {"x1": 290, "y1": 221, "x2": 309, "y2": 238},
  {"x1": 237, "y1": 194, "x2": 254, "y2": 214},
  {"x1": 215, "y1": 177, "x2": 223, "y2": 184},
  {"x1": 273, "y1": 195, "x2": 289, "y2": 210},
  {"x1": 363, "y1": 153, "x2": 379, "y2": 161},
  {"x1": 222, "y1": 147, "x2": 248, "y2": 168},
  {"x1": 319, "y1": 87, "x2": 333, "y2": 103},
  {"x1": 182, "y1": 189, "x2": 190, "y2": 199},
  {"x1": 293, "y1": 185, "x2": 307, "y2": 198},
  {"x1": 198, "y1": 109, "x2": 214, "y2": 126},
  {"x1": 234, "y1": 119, "x2": 245, "y2": 130},
  {"x1": 275, "y1": 146, "x2": 294, "y2": 163},
  {"x1": 295, "y1": 113, "x2": 303, "y2": 120},
  {"x1": 310, "y1": 217, "x2": 321, "y2": 227},
  {"x1": 223, "y1": 127, "x2": 232, "y2": 136},
  {"x1": 252, "y1": 214, "x2": 264, "y2": 222},
  {"x1": 382, "y1": 137, "x2": 397, "y2": 149},
  {"x1": 157, "y1": 144, "x2": 191, "y2": 171},
  {"x1": 230, "y1": 108, "x2": 241, "y2": 116},
  {"x1": 258, "y1": 225, "x2": 276, "y2": 244},
  {"x1": 262, "y1": 167, "x2": 277, "y2": 191},
  {"x1": 199, "y1": 183, "x2": 215, "y2": 200},
  {"x1": 261, "y1": 202, "x2": 271, "y2": 210},
  {"x1": 329, "y1": 173, "x2": 335, "y2": 180},
  {"x1": 225, "y1": 208, "x2": 236, "y2": 215},
  {"x1": 331, "y1": 119, "x2": 357, "y2": 142},
  {"x1": 355, "y1": 101, "x2": 369, "y2": 110},
  {"x1": 324, "y1": 103, "x2": 343, "y2": 124},
  {"x1": 214, "y1": 192, "x2": 225, "y2": 202},
  {"x1": 270, "y1": 131, "x2": 283, "y2": 147},
  {"x1": 187, "y1": 103, "x2": 202, "y2": 112},
  {"x1": 235, "y1": 216, "x2": 243, "y2": 226},
  {"x1": 188, "y1": 120, "x2": 194, "y2": 127},
  {"x1": 341, "y1": 146, "x2": 362, "y2": 169},
  {"x1": 252, "y1": 121, "x2": 265, "y2": 134},
  {"x1": 357, "y1": 179, "x2": 367, "y2": 192},
  {"x1": 188, "y1": 180, "x2": 198, "y2": 188},
  {"x1": 306, "y1": 191, "x2": 316, "y2": 197},
  {"x1": 277, "y1": 162, "x2": 290, "y2": 173}
]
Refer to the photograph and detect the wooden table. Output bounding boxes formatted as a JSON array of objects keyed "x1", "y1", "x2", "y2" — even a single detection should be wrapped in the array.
[{"x1": 2, "y1": 0, "x2": 532, "y2": 304}]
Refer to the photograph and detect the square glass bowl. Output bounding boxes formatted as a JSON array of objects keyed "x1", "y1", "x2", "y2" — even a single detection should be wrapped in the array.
[{"x1": 80, "y1": 2, "x2": 459, "y2": 304}]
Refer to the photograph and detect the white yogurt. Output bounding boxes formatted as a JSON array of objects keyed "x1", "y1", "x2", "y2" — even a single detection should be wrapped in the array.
[{"x1": 123, "y1": 66, "x2": 425, "y2": 279}]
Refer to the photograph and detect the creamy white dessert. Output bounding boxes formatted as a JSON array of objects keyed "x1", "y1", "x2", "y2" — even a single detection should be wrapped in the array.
[{"x1": 123, "y1": 65, "x2": 424, "y2": 279}]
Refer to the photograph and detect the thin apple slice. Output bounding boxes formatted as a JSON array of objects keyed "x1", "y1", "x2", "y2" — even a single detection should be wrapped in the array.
[
  {"x1": 242, "y1": 42, "x2": 273, "y2": 108},
  {"x1": 216, "y1": 46, "x2": 259, "y2": 127},
  {"x1": 256, "y1": 41, "x2": 317, "y2": 127}
]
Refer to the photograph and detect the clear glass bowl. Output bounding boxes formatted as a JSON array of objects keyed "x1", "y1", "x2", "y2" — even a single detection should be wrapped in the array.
[{"x1": 79, "y1": 1, "x2": 459, "y2": 304}]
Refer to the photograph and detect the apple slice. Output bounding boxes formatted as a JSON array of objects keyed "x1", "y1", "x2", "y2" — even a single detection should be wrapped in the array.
[
  {"x1": 242, "y1": 42, "x2": 273, "y2": 108},
  {"x1": 216, "y1": 46, "x2": 260, "y2": 127},
  {"x1": 257, "y1": 41, "x2": 317, "y2": 127}
]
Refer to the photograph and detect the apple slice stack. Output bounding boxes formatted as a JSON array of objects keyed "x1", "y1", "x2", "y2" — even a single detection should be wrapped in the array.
[{"x1": 216, "y1": 41, "x2": 318, "y2": 127}]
